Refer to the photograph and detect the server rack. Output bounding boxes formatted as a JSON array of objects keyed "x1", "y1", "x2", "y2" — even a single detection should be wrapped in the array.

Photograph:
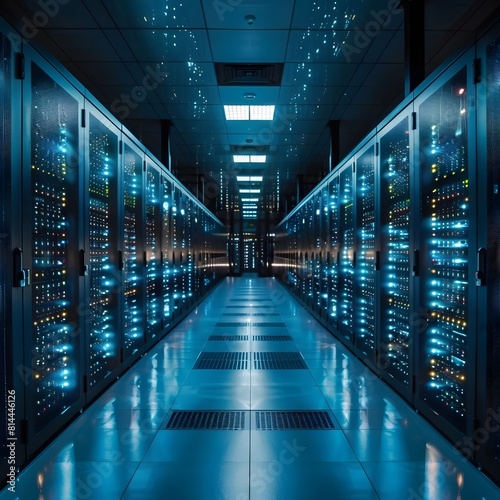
[
  {"x1": 145, "y1": 160, "x2": 163, "y2": 347},
  {"x1": 338, "y1": 162, "x2": 355, "y2": 344},
  {"x1": 273, "y1": 23, "x2": 500, "y2": 486},
  {"x1": 121, "y1": 136, "x2": 146, "y2": 365},
  {"x1": 413, "y1": 53, "x2": 477, "y2": 441},
  {"x1": 22, "y1": 53, "x2": 86, "y2": 456},
  {"x1": 476, "y1": 21, "x2": 500, "y2": 481},
  {"x1": 0, "y1": 16, "x2": 228, "y2": 487},
  {"x1": 378, "y1": 107, "x2": 413, "y2": 398},
  {"x1": 83, "y1": 103, "x2": 121, "y2": 399},
  {"x1": 353, "y1": 140, "x2": 377, "y2": 363}
]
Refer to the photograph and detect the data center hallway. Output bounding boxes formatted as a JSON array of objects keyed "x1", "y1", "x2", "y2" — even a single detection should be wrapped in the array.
[{"x1": 2, "y1": 276, "x2": 499, "y2": 500}]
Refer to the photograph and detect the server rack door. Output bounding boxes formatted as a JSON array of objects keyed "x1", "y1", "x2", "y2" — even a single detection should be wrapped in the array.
[
  {"x1": 161, "y1": 176, "x2": 173, "y2": 328},
  {"x1": 476, "y1": 25, "x2": 500, "y2": 482},
  {"x1": 23, "y1": 57, "x2": 85, "y2": 454},
  {"x1": 145, "y1": 161, "x2": 162, "y2": 345},
  {"x1": 121, "y1": 140, "x2": 145, "y2": 362},
  {"x1": 0, "y1": 27, "x2": 20, "y2": 486},
  {"x1": 319, "y1": 186, "x2": 329, "y2": 319},
  {"x1": 328, "y1": 176, "x2": 340, "y2": 328},
  {"x1": 171, "y1": 187, "x2": 182, "y2": 313},
  {"x1": 84, "y1": 106, "x2": 121, "y2": 397},
  {"x1": 378, "y1": 113, "x2": 412, "y2": 391},
  {"x1": 354, "y1": 143, "x2": 376, "y2": 361},
  {"x1": 415, "y1": 62, "x2": 474, "y2": 437},
  {"x1": 338, "y1": 163, "x2": 355, "y2": 344},
  {"x1": 312, "y1": 193, "x2": 321, "y2": 312}
]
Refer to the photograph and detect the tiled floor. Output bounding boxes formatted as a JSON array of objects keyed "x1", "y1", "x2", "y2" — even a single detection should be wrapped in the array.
[{"x1": 2, "y1": 276, "x2": 500, "y2": 499}]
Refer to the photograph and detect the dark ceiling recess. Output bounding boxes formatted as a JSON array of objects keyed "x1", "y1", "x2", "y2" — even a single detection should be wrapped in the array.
[
  {"x1": 215, "y1": 63, "x2": 284, "y2": 86},
  {"x1": 230, "y1": 145, "x2": 270, "y2": 153}
]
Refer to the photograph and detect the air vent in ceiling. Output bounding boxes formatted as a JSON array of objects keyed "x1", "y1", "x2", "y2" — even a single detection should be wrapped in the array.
[
  {"x1": 230, "y1": 145, "x2": 270, "y2": 154},
  {"x1": 215, "y1": 63, "x2": 284, "y2": 86}
]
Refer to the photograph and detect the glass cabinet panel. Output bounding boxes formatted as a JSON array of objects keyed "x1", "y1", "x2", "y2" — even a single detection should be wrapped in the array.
[
  {"x1": 122, "y1": 143, "x2": 144, "y2": 357},
  {"x1": 338, "y1": 164, "x2": 355, "y2": 343},
  {"x1": 87, "y1": 112, "x2": 120, "y2": 387},
  {"x1": 354, "y1": 146, "x2": 376, "y2": 358},
  {"x1": 418, "y1": 67, "x2": 469, "y2": 431},
  {"x1": 29, "y1": 62, "x2": 80, "y2": 433},
  {"x1": 379, "y1": 116, "x2": 411, "y2": 384}
]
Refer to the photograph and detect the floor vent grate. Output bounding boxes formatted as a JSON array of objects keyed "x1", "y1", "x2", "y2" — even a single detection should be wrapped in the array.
[
  {"x1": 222, "y1": 313, "x2": 279, "y2": 317},
  {"x1": 215, "y1": 322, "x2": 249, "y2": 327},
  {"x1": 208, "y1": 335, "x2": 249, "y2": 341},
  {"x1": 166, "y1": 411, "x2": 247, "y2": 430},
  {"x1": 230, "y1": 299, "x2": 270, "y2": 302},
  {"x1": 252, "y1": 322, "x2": 286, "y2": 327},
  {"x1": 252, "y1": 335, "x2": 293, "y2": 341},
  {"x1": 255, "y1": 411, "x2": 335, "y2": 430},
  {"x1": 253, "y1": 352, "x2": 306, "y2": 369},
  {"x1": 194, "y1": 352, "x2": 248, "y2": 370}
]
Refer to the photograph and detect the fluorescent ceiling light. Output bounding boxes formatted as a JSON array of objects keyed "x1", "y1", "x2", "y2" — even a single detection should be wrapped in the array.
[
  {"x1": 250, "y1": 105, "x2": 275, "y2": 120},
  {"x1": 241, "y1": 198, "x2": 259, "y2": 202},
  {"x1": 239, "y1": 189, "x2": 261, "y2": 194},
  {"x1": 224, "y1": 105, "x2": 249, "y2": 120},
  {"x1": 237, "y1": 176, "x2": 263, "y2": 182},
  {"x1": 250, "y1": 155, "x2": 267, "y2": 163},
  {"x1": 224, "y1": 105, "x2": 275, "y2": 121},
  {"x1": 233, "y1": 155, "x2": 267, "y2": 164}
]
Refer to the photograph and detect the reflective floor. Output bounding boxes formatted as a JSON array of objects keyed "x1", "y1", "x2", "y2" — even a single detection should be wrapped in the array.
[{"x1": 2, "y1": 276, "x2": 499, "y2": 499}]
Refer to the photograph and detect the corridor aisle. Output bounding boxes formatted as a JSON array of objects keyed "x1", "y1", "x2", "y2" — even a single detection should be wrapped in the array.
[{"x1": 1, "y1": 276, "x2": 499, "y2": 499}]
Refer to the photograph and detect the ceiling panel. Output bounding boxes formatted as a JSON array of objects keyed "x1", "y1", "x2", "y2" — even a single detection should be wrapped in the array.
[
  {"x1": 136, "y1": 62, "x2": 217, "y2": 86},
  {"x1": 178, "y1": 133, "x2": 228, "y2": 145},
  {"x1": 282, "y1": 62, "x2": 359, "y2": 87},
  {"x1": 46, "y1": 29, "x2": 120, "y2": 62},
  {"x1": 202, "y1": 0, "x2": 294, "y2": 29},
  {"x1": 174, "y1": 120, "x2": 228, "y2": 135},
  {"x1": 274, "y1": 104, "x2": 332, "y2": 122},
  {"x1": 15, "y1": 0, "x2": 100, "y2": 28},
  {"x1": 74, "y1": 61, "x2": 143, "y2": 86},
  {"x1": 99, "y1": 0, "x2": 207, "y2": 28},
  {"x1": 153, "y1": 85, "x2": 221, "y2": 105},
  {"x1": 277, "y1": 86, "x2": 345, "y2": 106},
  {"x1": 291, "y1": 0, "x2": 403, "y2": 31},
  {"x1": 121, "y1": 29, "x2": 213, "y2": 62},
  {"x1": 209, "y1": 30, "x2": 289, "y2": 62},
  {"x1": 218, "y1": 86, "x2": 280, "y2": 105},
  {"x1": 286, "y1": 29, "x2": 357, "y2": 64},
  {"x1": 166, "y1": 104, "x2": 225, "y2": 121}
]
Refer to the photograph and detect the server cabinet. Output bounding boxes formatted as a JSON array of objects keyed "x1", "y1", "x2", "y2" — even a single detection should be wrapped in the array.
[
  {"x1": 84, "y1": 105, "x2": 121, "y2": 398},
  {"x1": 476, "y1": 23, "x2": 500, "y2": 481},
  {"x1": 328, "y1": 175, "x2": 339, "y2": 326},
  {"x1": 161, "y1": 175, "x2": 173, "y2": 328},
  {"x1": 378, "y1": 111, "x2": 412, "y2": 393},
  {"x1": 0, "y1": 27, "x2": 24, "y2": 487},
  {"x1": 145, "y1": 159, "x2": 162, "y2": 346},
  {"x1": 121, "y1": 138, "x2": 145, "y2": 363},
  {"x1": 22, "y1": 55, "x2": 85, "y2": 455},
  {"x1": 338, "y1": 162, "x2": 355, "y2": 343},
  {"x1": 354, "y1": 143, "x2": 377, "y2": 361},
  {"x1": 319, "y1": 186, "x2": 329, "y2": 319},
  {"x1": 415, "y1": 57, "x2": 476, "y2": 439}
]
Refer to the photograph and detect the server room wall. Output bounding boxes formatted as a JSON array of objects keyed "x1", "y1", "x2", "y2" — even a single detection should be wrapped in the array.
[
  {"x1": 273, "y1": 20, "x2": 500, "y2": 486},
  {"x1": 0, "y1": 17, "x2": 228, "y2": 486}
]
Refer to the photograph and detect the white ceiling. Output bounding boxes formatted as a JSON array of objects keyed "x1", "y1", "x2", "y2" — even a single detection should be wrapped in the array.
[{"x1": 1, "y1": 0, "x2": 498, "y2": 218}]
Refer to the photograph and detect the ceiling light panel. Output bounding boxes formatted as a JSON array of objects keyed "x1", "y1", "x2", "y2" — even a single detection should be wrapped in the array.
[
  {"x1": 224, "y1": 105, "x2": 249, "y2": 120},
  {"x1": 237, "y1": 176, "x2": 263, "y2": 182},
  {"x1": 239, "y1": 189, "x2": 261, "y2": 193},
  {"x1": 251, "y1": 155, "x2": 267, "y2": 163},
  {"x1": 250, "y1": 105, "x2": 275, "y2": 120}
]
